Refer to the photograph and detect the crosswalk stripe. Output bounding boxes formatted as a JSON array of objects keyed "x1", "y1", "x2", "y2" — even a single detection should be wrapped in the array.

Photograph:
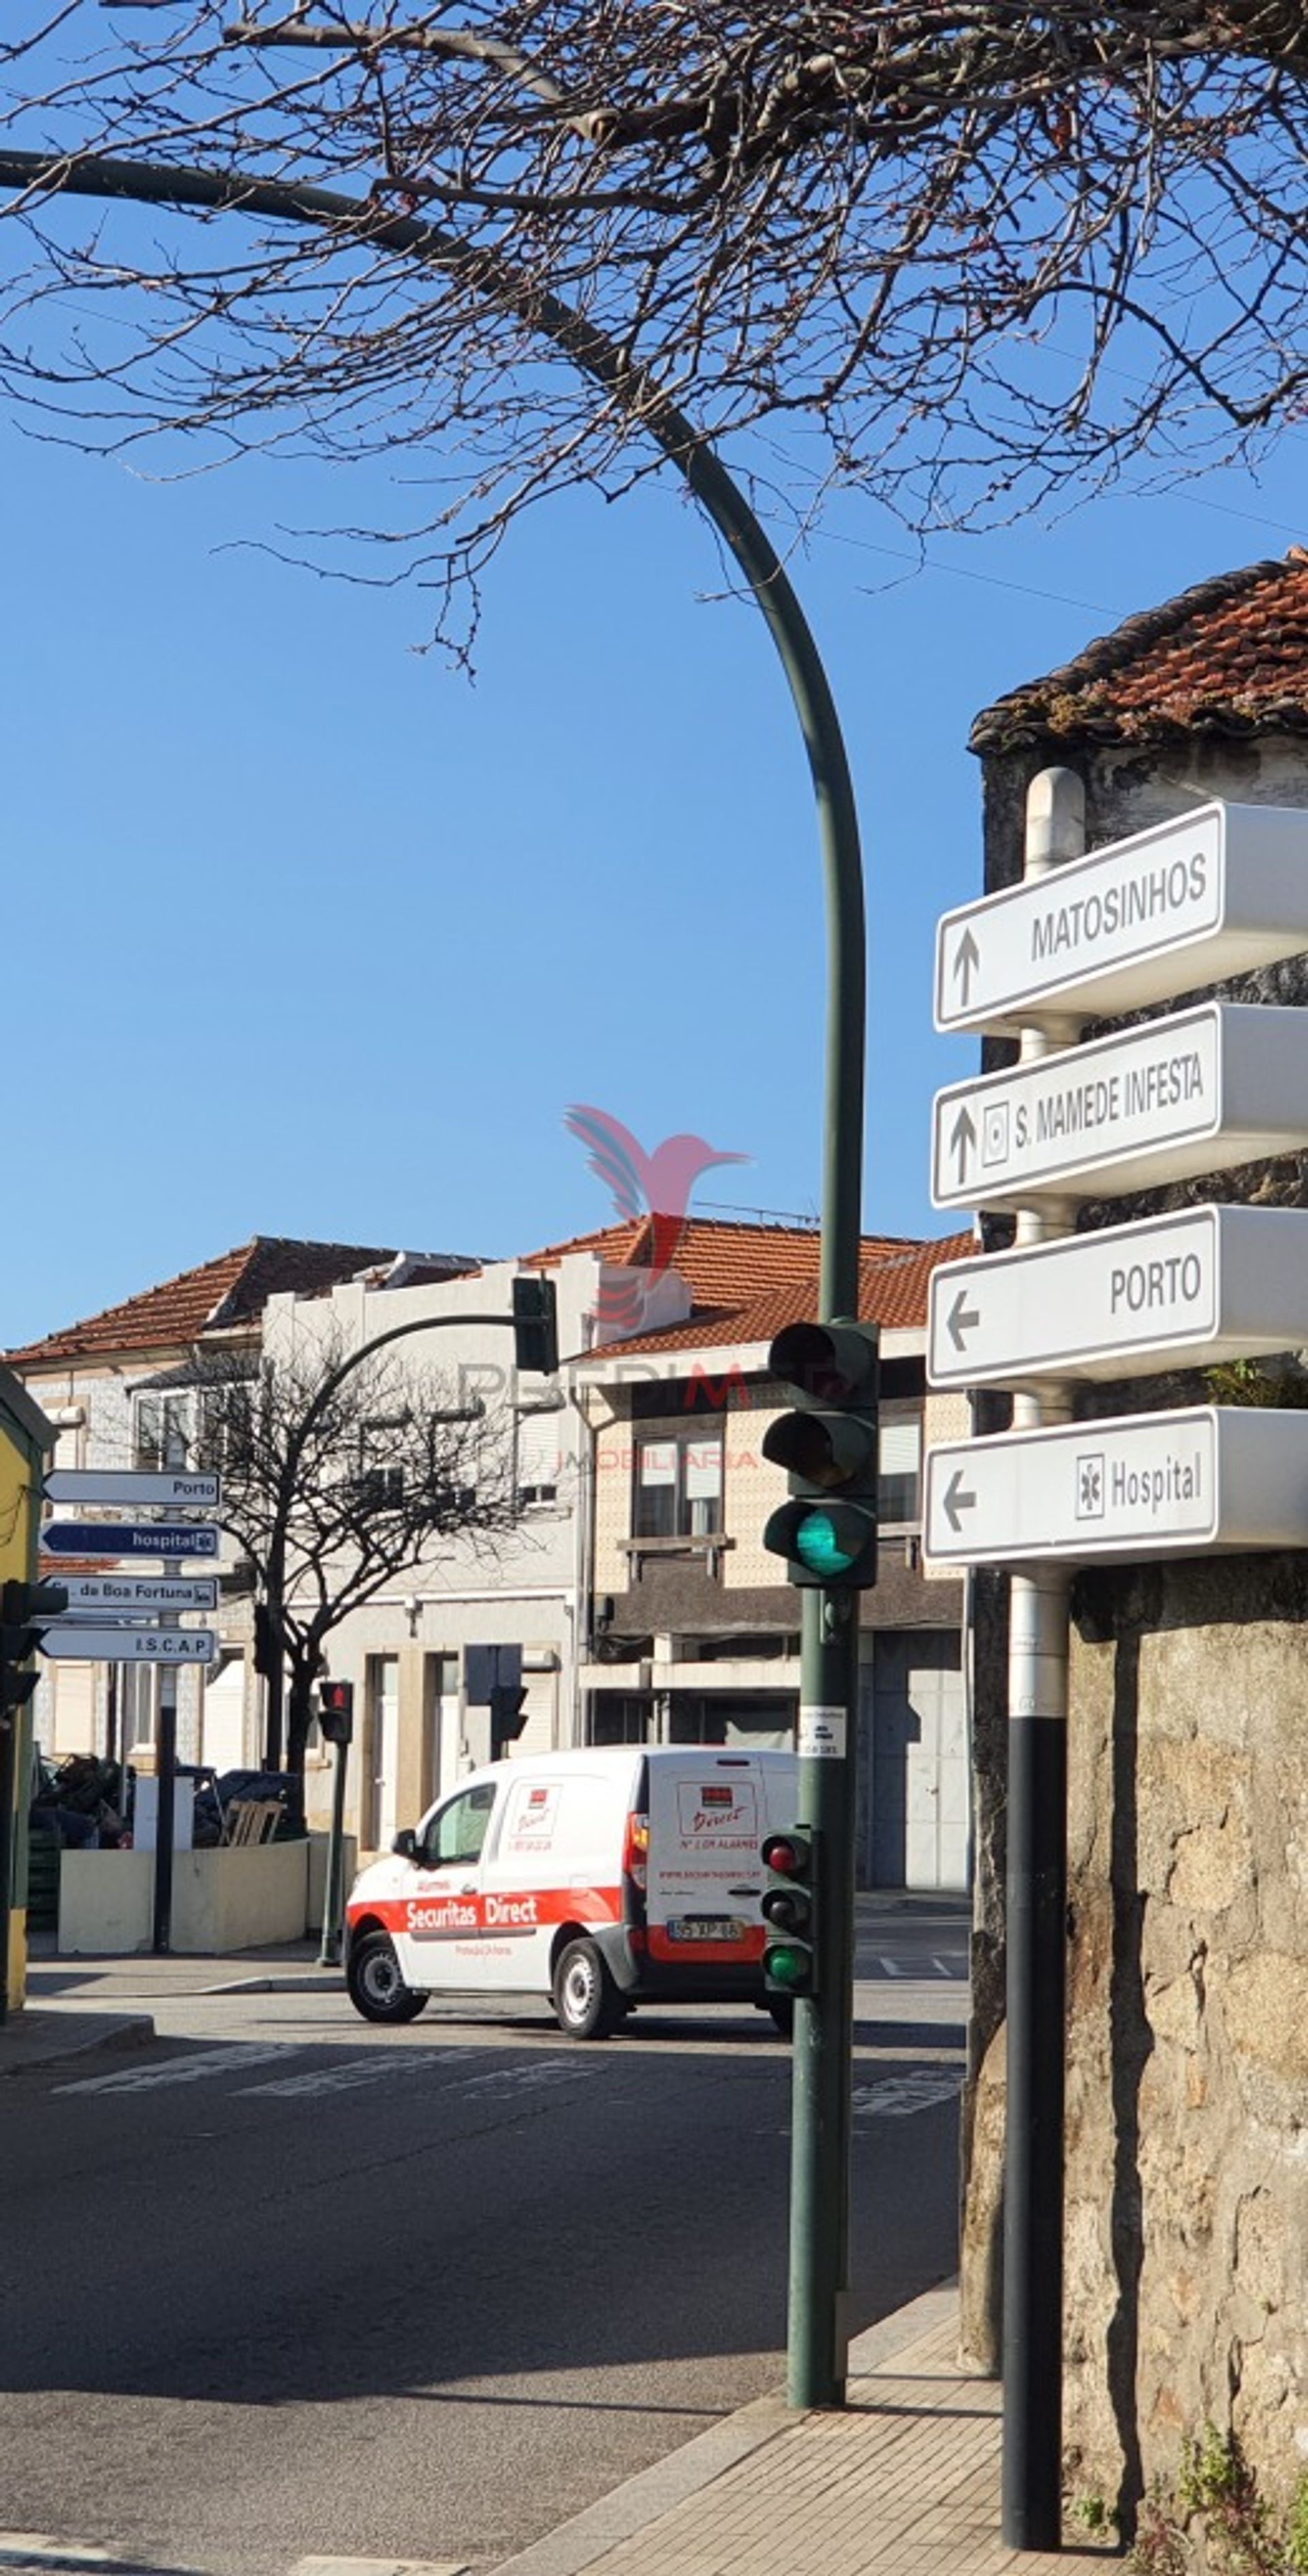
[{"x1": 54, "y1": 2045, "x2": 287, "y2": 2096}]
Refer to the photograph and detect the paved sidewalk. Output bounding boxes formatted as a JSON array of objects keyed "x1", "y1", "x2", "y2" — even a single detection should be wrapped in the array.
[
  {"x1": 1, "y1": 1938, "x2": 338, "y2": 2075},
  {"x1": 487, "y1": 2290, "x2": 1116, "y2": 2576}
]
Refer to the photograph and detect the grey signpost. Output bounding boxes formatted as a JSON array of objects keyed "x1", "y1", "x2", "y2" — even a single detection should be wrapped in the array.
[
  {"x1": 925, "y1": 790, "x2": 1308, "y2": 2547},
  {"x1": 39, "y1": 1467, "x2": 223, "y2": 1955}
]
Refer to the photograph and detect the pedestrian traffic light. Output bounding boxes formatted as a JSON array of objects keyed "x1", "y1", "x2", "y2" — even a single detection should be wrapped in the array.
[
  {"x1": 489, "y1": 1681, "x2": 529, "y2": 1758},
  {"x1": 512, "y1": 1275, "x2": 559, "y2": 1377},
  {"x1": 762, "y1": 1318, "x2": 879, "y2": 1588},
  {"x1": 760, "y1": 1827, "x2": 820, "y2": 1997},
  {"x1": 317, "y1": 1679, "x2": 355, "y2": 1746},
  {"x1": 0, "y1": 1578, "x2": 68, "y2": 1718}
]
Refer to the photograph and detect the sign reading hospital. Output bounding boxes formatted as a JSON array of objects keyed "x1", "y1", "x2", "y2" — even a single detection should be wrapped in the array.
[
  {"x1": 935, "y1": 800, "x2": 1308, "y2": 1036},
  {"x1": 924, "y1": 1406, "x2": 1308, "y2": 1568},
  {"x1": 926, "y1": 1204, "x2": 1308, "y2": 1391},
  {"x1": 931, "y1": 1000, "x2": 1308, "y2": 1212}
]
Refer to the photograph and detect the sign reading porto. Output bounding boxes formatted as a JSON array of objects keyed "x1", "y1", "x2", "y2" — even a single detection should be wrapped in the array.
[
  {"x1": 931, "y1": 1001, "x2": 1308, "y2": 1212},
  {"x1": 927, "y1": 1205, "x2": 1308, "y2": 1391},
  {"x1": 935, "y1": 800, "x2": 1308, "y2": 1036},
  {"x1": 923, "y1": 1408, "x2": 1308, "y2": 1568}
]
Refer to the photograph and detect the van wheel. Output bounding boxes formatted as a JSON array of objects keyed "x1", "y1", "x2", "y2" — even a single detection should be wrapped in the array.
[
  {"x1": 553, "y1": 1938, "x2": 620, "y2": 2040},
  {"x1": 768, "y1": 1998, "x2": 795, "y2": 2039},
  {"x1": 347, "y1": 1931, "x2": 428, "y2": 2024}
]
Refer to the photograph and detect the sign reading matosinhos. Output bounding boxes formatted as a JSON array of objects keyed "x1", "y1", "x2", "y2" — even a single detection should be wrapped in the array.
[
  {"x1": 935, "y1": 800, "x2": 1308, "y2": 1036},
  {"x1": 926, "y1": 1205, "x2": 1308, "y2": 1390},
  {"x1": 923, "y1": 1406, "x2": 1308, "y2": 1568},
  {"x1": 931, "y1": 1001, "x2": 1308, "y2": 1213}
]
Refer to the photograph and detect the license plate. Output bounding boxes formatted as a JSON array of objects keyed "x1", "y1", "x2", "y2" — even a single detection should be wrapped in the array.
[{"x1": 665, "y1": 1915, "x2": 745, "y2": 1943}]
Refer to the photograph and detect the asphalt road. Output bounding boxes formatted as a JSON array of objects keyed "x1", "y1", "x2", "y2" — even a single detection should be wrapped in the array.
[{"x1": 4, "y1": 1911, "x2": 965, "y2": 2576}]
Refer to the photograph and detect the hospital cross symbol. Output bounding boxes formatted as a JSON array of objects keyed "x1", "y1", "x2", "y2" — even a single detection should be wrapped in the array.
[{"x1": 1076, "y1": 1453, "x2": 1106, "y2": 1520}]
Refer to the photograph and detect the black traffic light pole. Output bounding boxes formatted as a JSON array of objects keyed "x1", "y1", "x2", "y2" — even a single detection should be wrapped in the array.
[{"x1": 0, "y1": 144, "x2": 866, "y2": 2412}]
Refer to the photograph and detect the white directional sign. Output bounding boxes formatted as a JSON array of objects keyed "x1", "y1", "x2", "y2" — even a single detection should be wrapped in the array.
[
  {"x1": 44, "y1": 1468, "x2": 222, "y2": 1509},
  {"x1": 927, "y1": 1205, "x2": 1308, "y2": 1390},
  {"x1": 55, "y1": 1573, "x2": 220, "y2": 1615},
  {"x1": 935, "y1": 800, "x2": 1308, "y2": 1036},
  {"x1": 931, "y1": 1000, "x2": 1308, "y2": 1213},
  {"x1": 924, "y1": 1407, "x2": 1308, "y2": 1568},
  {"x1": 39, "y1": 1626, "x2": 218, "y2": 1663}
]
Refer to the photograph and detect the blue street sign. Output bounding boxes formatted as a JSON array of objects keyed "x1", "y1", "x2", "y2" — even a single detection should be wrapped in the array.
[{"x1": 40, "y1": 1521, "x2": 221, "y2": 1559}]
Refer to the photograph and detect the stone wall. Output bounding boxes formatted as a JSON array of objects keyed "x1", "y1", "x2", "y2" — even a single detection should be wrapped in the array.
[{"x1": 1062, "y1": 1553, "x2": 1308, "y2": 2524}]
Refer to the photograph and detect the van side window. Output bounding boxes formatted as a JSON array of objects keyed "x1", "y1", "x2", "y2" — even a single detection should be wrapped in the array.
[{"x1": 421, "y1": 1782, "x2": 497, "y2": 1869}]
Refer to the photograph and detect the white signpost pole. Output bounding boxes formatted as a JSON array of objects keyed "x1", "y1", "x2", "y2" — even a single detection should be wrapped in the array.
[{"x1": 999, "y1": 769, "x2": 1083, "y2": 2554}]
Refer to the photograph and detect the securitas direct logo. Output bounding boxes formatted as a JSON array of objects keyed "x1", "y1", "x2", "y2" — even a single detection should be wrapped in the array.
[{"x1": 564, "y1": 1104, "x2": 748, "y2": 1333}]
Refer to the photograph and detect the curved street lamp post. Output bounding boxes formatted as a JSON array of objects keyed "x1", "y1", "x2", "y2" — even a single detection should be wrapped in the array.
[{"x1": 1, "y1": 144, "x2": 868, "y2": 2411}]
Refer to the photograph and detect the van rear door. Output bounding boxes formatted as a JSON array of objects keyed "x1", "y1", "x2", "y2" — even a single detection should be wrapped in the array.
[{"x1": 645, "y1": 1752, "x2": 794, "y2": 1968}]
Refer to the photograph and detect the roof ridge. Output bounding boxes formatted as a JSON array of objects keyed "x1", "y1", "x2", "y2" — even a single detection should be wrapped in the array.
[{"x1": 969, "y1": 551, "x2": 1307, "y2": 754}]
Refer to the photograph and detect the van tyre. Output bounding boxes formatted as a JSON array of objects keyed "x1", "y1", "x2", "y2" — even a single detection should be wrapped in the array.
[
  {"x1": 347, "y1": 1930, "x2": 429, "y2": 2024},
  {"x1": 553, "y1": 1938, "x2": 621, "y2": 2040}
]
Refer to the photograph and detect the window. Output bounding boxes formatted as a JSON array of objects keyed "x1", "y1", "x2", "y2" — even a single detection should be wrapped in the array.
[
  {"x1": 134, "y1": 1392, "x2": 194, "y2": 1471},
  {"x1": 633, "y1": 1425, "x2": 723, "y2": 1540},
  {"x1": 355, "y1": 1418, "x2": 405, "y2": 1508},
  {"x1": 516, "y1": 1411, "x2": 561, "y2": 1509},
  {"x1": 133, "y1": 1381, "x2": 249, "y2": 1474},
  {"x1": 420, "y1": 1780, "x2": 497, "y2": 1868},
  {"x1": 879, "y1": 1411, "x2": 922, "y2": 1527}
]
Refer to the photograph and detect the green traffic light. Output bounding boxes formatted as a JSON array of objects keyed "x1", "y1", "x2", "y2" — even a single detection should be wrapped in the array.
[
  {"x1": 764, "y1": 1942, "x2": 811, "y2": 1992},
  {"x1": 792, "y1": 1510, "x2": 856, "y2": 1577}
]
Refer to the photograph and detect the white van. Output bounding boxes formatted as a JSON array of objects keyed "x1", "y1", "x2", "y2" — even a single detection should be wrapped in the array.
[{"x1": 343, "y1": 1743, "x2": 799, "y2": 2038}]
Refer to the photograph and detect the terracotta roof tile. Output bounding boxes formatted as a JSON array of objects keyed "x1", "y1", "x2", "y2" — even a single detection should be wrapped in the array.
[
  {"x1": 524, "y1": 1213, "x2": 912, "y2": 1311},
  {"x1": 970, "y1": 550, "x2": 1308, "y2": 754},
  {"x1": 5, "y1": 1237, "x2": 406, "y2": 1367},
  {"x1": 575, "y1": 1230, "x2": 973, "y2": 1359}
]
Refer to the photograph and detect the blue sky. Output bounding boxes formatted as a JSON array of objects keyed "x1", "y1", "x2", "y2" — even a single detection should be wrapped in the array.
[{"x1": 6, "y1": 352, "x2": 1306, "y2": 1351}]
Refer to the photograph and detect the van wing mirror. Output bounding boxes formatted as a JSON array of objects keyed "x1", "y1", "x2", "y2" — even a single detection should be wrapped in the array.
[{"x1": 391, "y1": 1827, "x2": 418, "y2": 1861}]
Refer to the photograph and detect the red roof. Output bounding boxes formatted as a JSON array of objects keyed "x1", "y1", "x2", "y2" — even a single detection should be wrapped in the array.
[
  {"x1": 567, "y1": 1228, "x2": 971, "y2": 1359},
  {"x1": 971, "y1": 549, "x2": 1308, "y2": 752},
  {"x1": 5, "y1": 1237, "x2": 409, "y2": 1367}
]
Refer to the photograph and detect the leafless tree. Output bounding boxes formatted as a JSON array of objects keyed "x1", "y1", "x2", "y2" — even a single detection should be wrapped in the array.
[
  {"x1": 1, "y1": 5, "x2": 1305, "y2": 641},
  {"x1": 189, "y1": 1336, "x2": 517, "y2": 1774}
]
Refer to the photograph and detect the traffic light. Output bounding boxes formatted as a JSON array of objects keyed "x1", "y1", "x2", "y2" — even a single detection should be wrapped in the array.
[
  {"x1": 489, "y1": 1681, "x2": 529, "y2": 1758},
  {"x1": 317, "y1": 1679, "x2": 355, "y2": 1746},
  {"x1": 760, "y1": 1827, "x2": 820, "y2": 1998},
  {"x1": 762, "y1": 1318, "x2": 879, "y2": 1588},
  {"x1": 0, "y1": 1579, "x2": 67, "y2": 1718},
  {"x1": 512, "y1": 1275, "x2": 559, "y2": 1377}
]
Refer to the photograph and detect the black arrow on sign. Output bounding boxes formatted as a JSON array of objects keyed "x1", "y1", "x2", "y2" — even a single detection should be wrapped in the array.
[
  {"x1": 948, "y1": 1104, "x2": 977, "y2": 1188},
  {"x1": 948, "y1": 1290, "x2": 981, "y2": 1352},
  {"x1": 943, "y1": 1470, "x2": 977, "y2": 1533},
  {"x1": 952, "y1": 926, "x2": 982, "y2": 1009}
]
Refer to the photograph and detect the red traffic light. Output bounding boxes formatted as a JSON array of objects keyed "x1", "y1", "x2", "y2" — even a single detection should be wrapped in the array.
[{"x1": 761, "y1": 1831, "x2": 809, "y2": 1878}]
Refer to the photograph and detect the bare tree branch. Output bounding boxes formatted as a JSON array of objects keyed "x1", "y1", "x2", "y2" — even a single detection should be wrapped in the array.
[{"x1": 1, "y1": 5, "x2": 1305, "y2": 646}]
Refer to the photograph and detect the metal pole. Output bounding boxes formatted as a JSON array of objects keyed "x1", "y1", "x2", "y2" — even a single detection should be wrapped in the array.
[
  {"x1": 318, "y1": 1735, "x2": 349, "y2": 1968},
  {"x1": 1001, "y1": 766, "x2": 1085, "y2": 2549},
  {"x1": 0, "y1": 1710, "x2": 16, "y2": 2030},
  {"x1": 0, "y1": 146, "x2": 867, "y2": 2411},
  {"x1": 152, "y1": 1666, "x2": 178, "y2": 1955}
]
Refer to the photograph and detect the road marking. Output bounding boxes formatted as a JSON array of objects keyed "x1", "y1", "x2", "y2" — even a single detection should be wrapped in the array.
[
  {"x1": 240, "y1": 2052, "x2": 593, "y2": 2102},
  {"x1": 243, "y1": 2049, "x2": 480, "y2": 2098},
  {"x1": 852, "y1": 2070, "x2": 962, "y2": 2119},
  {"x1": 55, "y1": 2044, "x2": 287, "y2": 2096}
]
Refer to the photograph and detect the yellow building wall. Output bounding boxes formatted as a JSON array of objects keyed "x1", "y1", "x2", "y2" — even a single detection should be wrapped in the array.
[{"x1": 0, "y1": 1371, "x2": 57, "y2": 2015}]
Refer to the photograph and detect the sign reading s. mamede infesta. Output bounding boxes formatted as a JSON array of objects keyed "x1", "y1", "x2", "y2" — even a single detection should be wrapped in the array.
[
  {"x1": 923, "y1": 1406, "x2": 1308, "y2": 1569},
  {"x1": 926, "y1": 1205, "x2": 1308, "y2": 1391},
  {"x1": 935, "y1": 799, "x2": 1308, "y2": 1036},
  {"x1": 931, "y1": 1000, "x2": 1308, "y2": 1213}
]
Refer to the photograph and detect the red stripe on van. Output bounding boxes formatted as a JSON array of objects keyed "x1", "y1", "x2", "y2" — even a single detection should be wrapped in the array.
[
  {"x1": 348, "y1": 1884, "x2": 624, "y2": 1941},
  {"x1": 647, "y1": 1924, "x2": 768, "y2": 1964}
]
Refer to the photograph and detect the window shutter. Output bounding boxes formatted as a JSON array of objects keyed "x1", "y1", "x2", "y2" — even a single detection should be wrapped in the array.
[{"x1": 516, "y1": 1412, "x2": 561, "y2": 1504}]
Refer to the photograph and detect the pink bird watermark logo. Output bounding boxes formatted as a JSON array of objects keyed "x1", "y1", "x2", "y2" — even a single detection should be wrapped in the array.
[{"x1": 564, "y1": 1103, "x2": 749, "y2": 1332}]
